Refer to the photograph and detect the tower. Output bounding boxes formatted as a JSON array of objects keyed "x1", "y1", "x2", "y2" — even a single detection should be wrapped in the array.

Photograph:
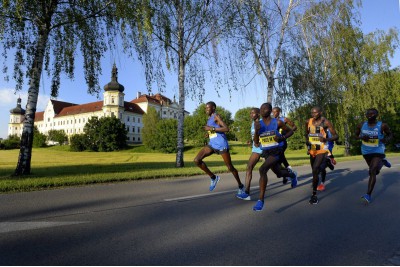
[{"x1": 102, "y1": 64, "x2": 125, "y2": 119}]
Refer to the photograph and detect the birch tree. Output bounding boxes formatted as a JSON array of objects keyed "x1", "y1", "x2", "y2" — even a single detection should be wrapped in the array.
[
  {"x1": 230, "y1": 0, "x2": 308, "y2": 103},
  {"x1": 128, "y1": 0, "x2": 233, "y2": 167},
  {"x1": 0, "y1": 0, "x2": 148, "y2": 175}
]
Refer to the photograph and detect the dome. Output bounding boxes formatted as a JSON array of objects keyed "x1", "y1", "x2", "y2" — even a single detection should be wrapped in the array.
[
  {"x1": 9, "y1": 97, "x2": 25, "y2": 115},
  {"x1": 103, "y1": 64, "x2": 125, "y2": 92}
]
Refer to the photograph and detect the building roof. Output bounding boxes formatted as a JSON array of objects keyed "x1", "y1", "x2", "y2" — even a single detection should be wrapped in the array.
[
  {"x1": 50, "y1": 99, "x2": 77, "y2": 114},
  {"x1": 56, "y1": 101, "x2": 104, "y2": 117},
  {"x1": 131, "y1": 93, "x2": 175, "y2": 106},
  {"x1": 103, "y1": 64, "x2": 124, "y2": 92},
  {"x1": 9, "y1": 97, "x2": 25, "y2": 115},
  {"x1": 35, "y1": 111, "x2": 44, "y2": 122}
]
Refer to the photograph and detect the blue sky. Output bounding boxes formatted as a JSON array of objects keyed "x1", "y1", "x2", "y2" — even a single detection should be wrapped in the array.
[{"x1": 1, "y1": 0, "x2": 399, "y2": 139}]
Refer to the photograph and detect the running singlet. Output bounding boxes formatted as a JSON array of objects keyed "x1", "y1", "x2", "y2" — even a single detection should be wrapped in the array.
[
  {"x1": 251, "y1": 121, "x2": 262, "y2": 154},
  {"x1": 259, "y1": 118, "x2": 283, "y2": 150},
  {"x1": 307, "y1": 118, "x2": 328, "y2": 156},
  {"x1": 360, "y1": 121, "x2": 385, "y2": 155},
  {"x1": 207, "y1": 114, "x2": 229, "y2": 151}
]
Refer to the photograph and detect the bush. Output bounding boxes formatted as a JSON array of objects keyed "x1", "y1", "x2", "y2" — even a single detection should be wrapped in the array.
[
  {"x1": 2, "y1": 134, "x2": 20, "y2": 149},
  {"x1": 69, "y1": 134, "x2": 87, "y2": 152}
]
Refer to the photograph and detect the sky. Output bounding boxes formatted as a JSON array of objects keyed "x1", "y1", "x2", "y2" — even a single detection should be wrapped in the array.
[{"x1": 0, "y1": 0, "x2": 399, "y2": 139}]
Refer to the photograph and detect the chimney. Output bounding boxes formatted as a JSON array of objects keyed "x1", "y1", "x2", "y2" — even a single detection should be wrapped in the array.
[{"x1": 137, "y1": 92, "x2": 141, "y2": 99}]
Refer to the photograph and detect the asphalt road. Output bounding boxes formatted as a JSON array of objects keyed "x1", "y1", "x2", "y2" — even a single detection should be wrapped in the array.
[{"x1": 0, "y1": 157, "x2": 399, "y2": 265}]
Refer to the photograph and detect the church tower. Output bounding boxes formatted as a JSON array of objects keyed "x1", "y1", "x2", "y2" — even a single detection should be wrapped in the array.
[
  {"x1": 102, "y1": 64, "x2": 125, "y2": 119},
  {"x1": 8, "y1": 96, "x2": 26, "y2": 137}
]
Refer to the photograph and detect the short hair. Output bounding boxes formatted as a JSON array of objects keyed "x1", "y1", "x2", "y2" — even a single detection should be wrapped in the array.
[
  {"x1": 261, "y1": 102, "x2": 272, "y2": 110},
  {"x1": 251, "y1": 107, "x2": 260, "y2": 113},
  {"x1": 311, "y1": 106, "x2": 322, "y2": 112},
  {"x1": 272, "y1": 107, "x2": 281, "y2": 112},
  {"x1": 206, "y1": 101, "x2": 216, "y2": 109},
  {"x1": 366, "y1": 108, "x2": 379, "y2": 115}
]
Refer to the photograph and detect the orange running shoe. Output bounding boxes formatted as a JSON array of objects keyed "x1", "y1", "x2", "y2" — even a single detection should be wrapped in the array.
[{"x1": 317, "y1": 183, "x2": 325, "y2": 191}]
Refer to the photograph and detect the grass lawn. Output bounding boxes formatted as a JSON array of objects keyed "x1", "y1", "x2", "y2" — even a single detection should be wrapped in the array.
[{"x1": 0, "y1": 142, "x2": 377, "y2": 193}]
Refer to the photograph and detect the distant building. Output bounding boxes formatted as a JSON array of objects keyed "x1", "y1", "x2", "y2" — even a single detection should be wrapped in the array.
[{"x1": 7, "y1": 64, "x2": 188, "y2": 143}]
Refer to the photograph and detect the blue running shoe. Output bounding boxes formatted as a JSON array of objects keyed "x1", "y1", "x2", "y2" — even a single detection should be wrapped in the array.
[
  {"x1": 382, "y1": 158, "x2": 391, "y2": 168},
  {"x1": 236, "y1": 192, "x2": 251, "y2": 201},
  {"x1": 253, "y1": 200, "x2": 264, "y2": 211},
  {"x1": 290, "y1": 170, "x2": 298, "y2": 188},
  {"x1": 209, "y1": 176, "x2": 220, "y2": 191},
  {"x1": 361, "y1": 194, "x2": 372, "y2": 204}
]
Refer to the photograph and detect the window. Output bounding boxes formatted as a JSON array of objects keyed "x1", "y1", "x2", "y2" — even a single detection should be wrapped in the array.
[
  {"x1": 138, "y1": 118, "x2": 140, "y2": 123},
  {"x1": 138, "y1": 127, "x2": 140, "y2": 133}
]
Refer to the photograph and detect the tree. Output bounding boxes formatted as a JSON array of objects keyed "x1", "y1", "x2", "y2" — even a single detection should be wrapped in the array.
[
  {"x1": 83, "y1": 116, "x2": 127, "y2": 152},
  {"x1": 32, "y1": 126, "x2": 47, "y2": 148},
  {"x1": 47, "y1": 130, "x2": 67, "y2": 145},
  {"x1": 229, "y1": 0, "x2": 309, "y2": 104},
  {"x1": 278, "y1": 0, "x2": 399, "y2": 155},
  {"x1": 129, "y1": 0, "x2": 234, "y2": 167},
  {"x1": 0, "y1": 0, "x2": 149, "y2": 175},
  {"x1": 232, "y1": 107, "x2": 253, "y2": 144},
  {"x1": 155, "y1": 119, "x2": 178, "y2": 153},
  {"x1": 142, "y1": 106, "x2": 160, "y2": 150}
]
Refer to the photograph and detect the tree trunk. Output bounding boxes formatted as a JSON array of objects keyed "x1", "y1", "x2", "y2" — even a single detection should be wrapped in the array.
[
  {"x1": 14, "y1": 31, "x2": 49, "y2": 176},
  {"x1": 175, "y1": 0, "x2": 185, "y2": 168},
  {"x1": 344, "y1": 122, "x2": 351, "y2": 156}
]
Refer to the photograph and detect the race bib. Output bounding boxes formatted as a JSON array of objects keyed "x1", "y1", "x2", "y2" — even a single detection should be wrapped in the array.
[
  {"x1": 362, "y1": 137, "x2": 379, "y2": 147},
  {"x1": 308, "y1": 133, "x2": 321, "y2": 145},
  {"x1": 208, "y1": 130, "x2": 217, "y2": 139},
  {"x1": 260, "y1": 131, "x2": 278, "y2": 148}
]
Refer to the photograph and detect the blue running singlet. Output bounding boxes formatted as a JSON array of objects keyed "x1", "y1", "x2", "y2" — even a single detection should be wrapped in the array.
[
  {"x1": 360, "y1": 121, "x2": 385, "y2": 155},
  {"x1": 207, "y1": 114, "x2": 229, "y2": 151}
]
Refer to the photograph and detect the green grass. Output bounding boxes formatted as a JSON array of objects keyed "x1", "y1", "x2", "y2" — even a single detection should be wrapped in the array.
[{"x1": 0, "y1": 142, "x2": 392, "y2": 193}]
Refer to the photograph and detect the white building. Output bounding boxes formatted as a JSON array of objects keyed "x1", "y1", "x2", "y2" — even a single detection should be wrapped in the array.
[{"x1": 8, "y1": 64, "x2": 187, "y2": 143}]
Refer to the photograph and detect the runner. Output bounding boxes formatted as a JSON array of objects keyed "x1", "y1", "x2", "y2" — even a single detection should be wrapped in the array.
[
  {"x1": 355, "y1": 108, "x2": 393, "y2": 204},
  {"x1": 194, "y1": 101, "x2": 245, "y2": 194},
  {"x1": 251, "y1": 103, "x2": 298, "y2": 211},
  {"x1": 272, "y1": 106, "x2": 298, "y2": 184},
  {"x1": 305, "y1": 107, "x2": 338, "y2": 205}
]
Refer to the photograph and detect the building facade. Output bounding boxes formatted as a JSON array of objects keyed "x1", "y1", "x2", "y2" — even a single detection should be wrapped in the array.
[{"x1": 8, "y1": 64, "x2": 187, "y2": 143}]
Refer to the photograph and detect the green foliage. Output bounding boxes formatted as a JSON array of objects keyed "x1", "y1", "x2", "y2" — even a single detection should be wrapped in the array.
[
  {"x1": 1, "y1": 134, "x2": 20, "y2": 150},
  {"x1": 232, "y1": 107, "x2": 252, "y2": 144},
  {"x1": 32, "y1": 127, "x2": 47, "y2": 148},
  {"x1": 184, "y1": 103, "x2": 208, "y2": 147},
  {"x1": 69, "y1": 134, "x2": 87, "y2": 152},
  {"x1": 47, "y1": 129, "x2": 67, "y2": 145},
  {"x1": 142, "y1": 107, "x2": 160, "y2": 150},
  {"x1": 83, "y1": 116, "x2": 127, "y2": 152},
  {"x1": 155, "y1": 119, "x2": 178, "y2": 153}
]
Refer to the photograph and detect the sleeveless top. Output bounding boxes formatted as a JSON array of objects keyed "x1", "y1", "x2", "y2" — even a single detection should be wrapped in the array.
[
  {"x1": 207, "y1": 114, "x2": 229, "y2": 150},
  {"x1": 251, "y1": 121, "x2": 263, "y2": 154},
  {"x1": 258, "y1": 118, "x2": 283, "y2": 150},
  {"x1": 360, "y1": 121, "x2": 385, "y2": 155},
  {"x1": 307, "y1": 118, "x2": 328, "y2": 156}
]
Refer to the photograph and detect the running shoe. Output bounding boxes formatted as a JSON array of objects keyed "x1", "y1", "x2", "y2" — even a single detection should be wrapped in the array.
[
  {"x1": 290, "y1": 170, "x2": 298, "y2": 188},
  {"x1": 253, "y1": 200, "x2": 264, "y2": 211},
  {"x1": 236, "y1": 192, "x2": 251, "y2": 201},
  {"x1": 317, "y1": 183, "x2": 325, "y2": 191},
  {"x1": 282, "y1": 177, "x2": 288, "y2": 185},
  {"x1": 237, "y1": 186, "x2": 245, "y2": 196},
  {"x1": 382, "y1": 158, "x2": 392, "y2": 168},
  {"x1": 309, "y1": 195, "x2": 319, "y2": 205},
  {"x1": 209, "y1": 176, "x2": 220, "y2": 191},
  {"x1": 331, "y1": 158, "x2": 337, "y2": 165},
  {"x1": 361, "y1": 194, "x2": 371, "y2": 204}
]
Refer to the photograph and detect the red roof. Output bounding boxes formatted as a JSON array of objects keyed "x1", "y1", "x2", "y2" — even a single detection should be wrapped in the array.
[
  {"x1": 34, "y1": 111, "x2": 44, "y2": 122},
  {"x1": 50, "y1": 100, "x2": 77, "y2": 114},
  {"x1": 56, "y1": 101, "x2": 103, "y2": 117}
]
